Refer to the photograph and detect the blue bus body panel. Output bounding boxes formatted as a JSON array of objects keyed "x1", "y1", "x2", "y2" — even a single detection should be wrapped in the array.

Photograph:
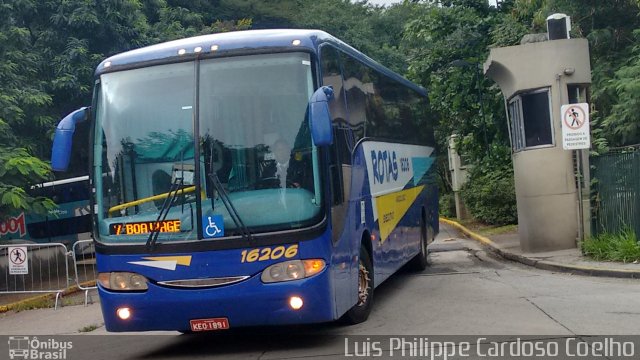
[
  {"x1": 354, "y1": 141, "x2": 437, "y2": 286},
  {"x1": 329, "y1": 140, "x2": 438, "y2": 317},
  {"x1": 98, "y1": 228, "x2": 337, "y2": 331}
]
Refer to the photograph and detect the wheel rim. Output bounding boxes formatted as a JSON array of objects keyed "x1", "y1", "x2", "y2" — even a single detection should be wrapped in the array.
[{"x1": 357, "y1": 261, "x2": 371, "y2": 306}]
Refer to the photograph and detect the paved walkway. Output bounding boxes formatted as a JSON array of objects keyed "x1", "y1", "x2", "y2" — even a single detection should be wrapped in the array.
[{"x1": 440, "y1": 218, "x2": 640, "y2": 278}]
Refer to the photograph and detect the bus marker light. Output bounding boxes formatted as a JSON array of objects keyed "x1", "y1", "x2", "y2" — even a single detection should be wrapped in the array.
[
  {"x1": 292, "y1": 39, "x2": 301, "y2": 46},
  {"x1": 194, "y1": 46, "x2": 202, "y2": 53},
  {"x1": 289, "y1": 296, "x2": 303, "y2": 310},
  {"x1": 178, "y1": 49, "x2": 186, "y2": 55},
  {"x1": 117, "y1": 307, "x2": 131, "y2": 320},
  {"x1": 104, "y1": 61, "x2": 112, "y2": 68},
  {"x1": 303, "y1": 259, "x2": 324, "y2": 276},
  {"x1": 211, "y1": 45, "x2": 219, "y2": 51}
]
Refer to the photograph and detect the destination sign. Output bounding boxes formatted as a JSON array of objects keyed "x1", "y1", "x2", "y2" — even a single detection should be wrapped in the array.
[{"x1": 109, "y1": 220, "x2": 181, "y2": 235}]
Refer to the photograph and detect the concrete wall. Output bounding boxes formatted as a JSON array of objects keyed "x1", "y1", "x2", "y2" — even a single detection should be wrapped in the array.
[
  {"x1": 448, "y1": 135, "x2": 470, "y2": 220},
  {"x1": 484, "y1": 38, "x2": 591, "y2": 252}
]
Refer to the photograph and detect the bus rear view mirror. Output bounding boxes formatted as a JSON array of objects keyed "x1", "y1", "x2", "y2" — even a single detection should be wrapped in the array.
[
  {"x1": 309, "y1": 86, "x2": 334, "y2": 146},
  {"x1": 51, "y1": 107, "x2": 90, "y2": 171}
]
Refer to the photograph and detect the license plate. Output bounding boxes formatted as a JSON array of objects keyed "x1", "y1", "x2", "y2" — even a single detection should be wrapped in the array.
[{"x1": 189, "y1": 317, "x2": 230, "y2": 332}]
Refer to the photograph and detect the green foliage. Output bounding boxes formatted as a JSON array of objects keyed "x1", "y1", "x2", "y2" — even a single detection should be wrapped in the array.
[
  {"x1": 403, "y1": 2, "x2": 516, "y2": 225},
  {"x1": 582, "y1": 229, "x2": 640, "y2": 263},
  {"x1": 460, "y1": 154, "x2": 517, "y2": 225},
  {"x1": 489, "y1": 12, "x2": 529, "y2": 47},
  {"x1": 403, "y1": 2, "x2": 512, "y2": 165},
  {"x1": 595, "y1": 29, "x2": 640, "y2": 146},
  {"x1": 439, "y1": 192, "x2": 456, "y2": 218},
  {"x1": 0, "y1": 148, "x2": 56, "y2": 220},
  {"x1": 0, "y1": 0, "x2": 262, "y2": 218}
]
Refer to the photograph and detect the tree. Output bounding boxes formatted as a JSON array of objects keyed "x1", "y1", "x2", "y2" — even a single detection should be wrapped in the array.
[
  {"x1": 404, "y1": 1, "x2": 509, "y2": 162},
  {"x1": 0, "y1": 1, "x2": 55, "y2": 219},
  {"x1": 403, "y1": 0, "x2": 517, "y2": 224},
  {"x1": 596, "y1": 29, "x2": 640, "y2": 146},
  {"x1": 0, "y1": 0, "x2": 152, "y2": 219}
]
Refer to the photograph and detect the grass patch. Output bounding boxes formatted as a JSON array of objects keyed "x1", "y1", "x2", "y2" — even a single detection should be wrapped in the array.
[
  {"x1": 12, "y1": 297, "x2": 54, "y2": 312},
  {"x1": 457, "y1": 219, "x2": 485, "y2": 230},
  {"x1": 78, "y1": 324, "x2": 100, "y2": 333},
  {"x1": 453, "y1": 218, "x2": 518, "y2": 236},
  {"x1": 476, "y1": 224, "x2": 518, "y2": 236},
  {"x1": 582, "y1": 229, "x2": 640, "y2": 263},
  {"x1": 7, "y1": 290, "x2": 90, "y2": 313}
]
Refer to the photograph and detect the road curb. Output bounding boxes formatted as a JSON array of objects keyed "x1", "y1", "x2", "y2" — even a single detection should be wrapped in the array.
[
  {"x1": 0, "y1": 281, "x2": 96, "y2": 314},
  {"x1": 439, "y1": 218, "x2": 640, "y2": 279}
]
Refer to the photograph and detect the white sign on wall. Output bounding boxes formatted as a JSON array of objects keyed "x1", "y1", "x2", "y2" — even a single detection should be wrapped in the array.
[
  {"x1": 8, "y1": 246, "x2": 28, "y2": 275},
  {"x1": 561, "y1": 103, "x2": 590, "y2": 150}
]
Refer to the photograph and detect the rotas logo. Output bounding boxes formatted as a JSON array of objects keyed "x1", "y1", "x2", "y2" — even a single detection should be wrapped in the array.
[{"x1": 370, "y1": 150, "x2": 399, "y2": 185}]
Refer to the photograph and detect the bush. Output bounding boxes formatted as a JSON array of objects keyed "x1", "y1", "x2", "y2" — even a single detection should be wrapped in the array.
[
  {"x1": 582, "y1": 229, "x2": 640, "y2": 263},
  {"x1": 439, "y1": 192, "x2": 455, "y2": 218},
  {"x1": 460, "y1": 163, "x2": 517, "y2": 226}
]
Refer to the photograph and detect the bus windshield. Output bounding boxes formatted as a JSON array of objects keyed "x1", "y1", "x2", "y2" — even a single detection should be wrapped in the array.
[{"x1": 94, "y1": 52, "x2": 322, "y2": 244}]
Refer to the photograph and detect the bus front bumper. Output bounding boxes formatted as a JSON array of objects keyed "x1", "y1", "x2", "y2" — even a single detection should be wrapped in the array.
[{"x1": 99, "y1": 270, "x2": 335, "y2": 332}]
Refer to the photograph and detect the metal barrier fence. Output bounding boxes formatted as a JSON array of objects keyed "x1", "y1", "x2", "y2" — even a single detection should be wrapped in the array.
[
  {"x1": 591, "y1": 147, "x2": 640, "y2": 238},
  {"x1": 0, "y1": 243, "x2": 71, "y2": 309},
  {"x1": 71, "y1": 240, "x2": 97, "y2": 306}
]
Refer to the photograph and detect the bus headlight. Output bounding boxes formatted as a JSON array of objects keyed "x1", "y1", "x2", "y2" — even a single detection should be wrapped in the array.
[
  {"x1": 261, "y1": 259, "x2": 325, "y2": 283},
  {"x1": 98, "y1": 272, "x2": 149, "y2": 291}
]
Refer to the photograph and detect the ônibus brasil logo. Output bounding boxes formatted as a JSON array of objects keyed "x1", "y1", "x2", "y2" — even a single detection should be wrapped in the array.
[{"x1": 8, "y1": 336, "x2": 72, "y2": 360}]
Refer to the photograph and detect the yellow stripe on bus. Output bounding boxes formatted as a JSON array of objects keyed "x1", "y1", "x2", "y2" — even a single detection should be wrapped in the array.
[{"x1": 375, "y1": 185, "x2": 425, "y2": 243}]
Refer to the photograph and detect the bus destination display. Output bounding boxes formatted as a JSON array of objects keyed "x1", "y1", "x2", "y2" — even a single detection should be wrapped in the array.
[{"x1": 109, "y1": 220, "x2": 181, "y2": 235}]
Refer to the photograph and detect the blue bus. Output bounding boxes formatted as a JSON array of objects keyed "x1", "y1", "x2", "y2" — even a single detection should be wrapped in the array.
[
  {"x1": 0, "y1": 175, "x2": 91, "y2": 245},
  {"x1": 51, "y1": 29, "x2": 438, "y2": 332}
]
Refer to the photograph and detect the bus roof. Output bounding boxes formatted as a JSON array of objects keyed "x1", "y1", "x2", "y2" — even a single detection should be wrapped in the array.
[{"x1": 96, "y1": 29, "x2": 426, "y2": 96}]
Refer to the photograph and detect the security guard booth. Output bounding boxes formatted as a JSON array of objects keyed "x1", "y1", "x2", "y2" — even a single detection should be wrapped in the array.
[{"x1": 483, "y1": 18, "x2": 591, "y2": 252}]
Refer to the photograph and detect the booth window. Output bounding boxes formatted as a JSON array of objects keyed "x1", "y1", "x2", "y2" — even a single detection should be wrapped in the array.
[
  {"x1": 508, "y1": 88, "x2": 553, "y2": 151},
  {"x1": 567, "y1": 84, "x2": 589, "y2": 104}
]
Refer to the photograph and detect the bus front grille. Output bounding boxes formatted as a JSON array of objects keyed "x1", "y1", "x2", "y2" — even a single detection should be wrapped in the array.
[{"x1": 157, "y1": 276, "x2": 250, "y2": 288}]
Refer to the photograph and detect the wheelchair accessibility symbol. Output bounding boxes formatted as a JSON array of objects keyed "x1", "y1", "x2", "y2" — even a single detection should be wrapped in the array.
[{"x1": 203, "y1": 215, "x2": 225, "y2": 238}]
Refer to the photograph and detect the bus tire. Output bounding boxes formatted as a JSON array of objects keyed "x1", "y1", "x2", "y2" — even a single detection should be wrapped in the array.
[
  {"x1": 409, "y1": 217, "x2": 431, "y2": 271},
  {"x1": 342, "y1": 245, "x2": 373, "y2": 325}
]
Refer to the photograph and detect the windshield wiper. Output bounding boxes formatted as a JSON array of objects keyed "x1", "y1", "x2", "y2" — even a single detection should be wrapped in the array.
[
  {"x1": 208, "y1": 172, "x2": 253, "y2": 242},
  {"x1": 146, "y1": 178, "x2": 184, "y2": 249}
]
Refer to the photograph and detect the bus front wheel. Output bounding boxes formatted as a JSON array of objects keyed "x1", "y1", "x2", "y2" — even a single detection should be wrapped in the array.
[{"x1": 342, "y1": 245, "x2": 373, "y2": 325}]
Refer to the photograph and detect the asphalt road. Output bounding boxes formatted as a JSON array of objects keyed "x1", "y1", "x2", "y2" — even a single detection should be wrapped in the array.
[{"x1": 2, "y1": 226, "x2": 640, "y2": 359}]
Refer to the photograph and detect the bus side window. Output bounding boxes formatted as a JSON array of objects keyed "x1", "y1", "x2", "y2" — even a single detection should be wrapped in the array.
[
  {"x1": 329, "y1": 128, "x2": 343, "y2": 205},
  {"x1": 321, "y1": 45, "x2": 350, "y2": 206}
]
